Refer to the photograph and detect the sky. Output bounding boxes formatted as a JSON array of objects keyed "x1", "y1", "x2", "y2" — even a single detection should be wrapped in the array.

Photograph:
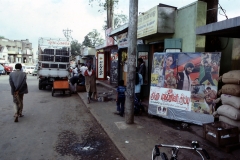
[{"x1": 0, "y1": 0, "x2": 239, "y2": 53}]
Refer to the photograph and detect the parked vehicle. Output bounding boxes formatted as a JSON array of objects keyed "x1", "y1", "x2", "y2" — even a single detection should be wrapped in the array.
[
  {"x1": 38, "y1": 37, "x2": 71, "y2": 90},
  {"x1": 0, "y1": 63, "x2": 13, "y2": 75},
  {"x1": 0, "y1": 64, "x2": 5, "y2": 75},
  {"x1": 24, "y1": 66, "x2": 35, "y2": 74},
  {"x1": 32, "y1": 66, "x2": 38, "y2": 76}
]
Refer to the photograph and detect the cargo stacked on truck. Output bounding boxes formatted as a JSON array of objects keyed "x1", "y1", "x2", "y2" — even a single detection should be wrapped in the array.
[{"x1": 38, "y1": 37, "x2": 71, "y2": 90}]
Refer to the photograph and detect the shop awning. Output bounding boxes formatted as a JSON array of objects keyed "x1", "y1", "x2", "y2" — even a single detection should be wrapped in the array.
[{"x1": 196, "y1": 16, "x2": 240, "y2": 38}]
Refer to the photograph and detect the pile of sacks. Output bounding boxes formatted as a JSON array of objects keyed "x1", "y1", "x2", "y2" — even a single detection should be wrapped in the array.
[{"x1": 214, "y1": 70, "x2": 240, "y2": 129}]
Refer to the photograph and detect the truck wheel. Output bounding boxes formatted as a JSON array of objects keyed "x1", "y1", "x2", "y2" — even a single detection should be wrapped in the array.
[
  {"x1": 39, "y1": 83, "x2": 42, "y2": 90},
  {"x1": 52, "y1": 89, "x2": 54, "y2": 97}
]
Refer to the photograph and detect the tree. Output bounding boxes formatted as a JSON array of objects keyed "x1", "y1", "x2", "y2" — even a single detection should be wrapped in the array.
[
  {"x1": 82, "y1": 36, "x2": 93, "y2": 47},
  {"x1": 82, "y1": 29, "x2": 104, "y2": 47},
  {"x1": 114, "y1": 13, "x2": 128, "y2": 28},
  {"x1": 88, "y1": 29, "x2": 104, "y2": 46},
  {"x1": 102, "y1": 13, "x2": 128, "y2": 30},
  {"x1": 89, "y1": 0, "x2": 119, "y2": 28},
  {"x1": 0, "y1": 36, "x2": 4, "y2": 39},
  {"x1": 71, "y1": 40, "x2": 81, "y2": 57}
]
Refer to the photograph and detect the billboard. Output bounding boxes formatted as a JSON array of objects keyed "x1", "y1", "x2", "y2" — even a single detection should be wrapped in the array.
[{"x1": 148, "y1": 52, "x2": 221, "y2": 125}]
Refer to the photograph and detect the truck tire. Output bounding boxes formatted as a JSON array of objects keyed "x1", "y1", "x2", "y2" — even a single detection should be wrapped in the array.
[
  {"x1": 39, "y1": 82, "x2": 42, "y2": 90},
  {"x1": 52, "y1": 89, "x2": 54, "y2": 97}
]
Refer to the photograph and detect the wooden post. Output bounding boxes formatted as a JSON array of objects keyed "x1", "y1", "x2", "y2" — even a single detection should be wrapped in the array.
[{"x1": 125, "y1": 0, "x2": 138, "y2": 124}]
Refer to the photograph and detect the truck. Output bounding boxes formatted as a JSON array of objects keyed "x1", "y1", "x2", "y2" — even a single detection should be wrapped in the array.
[{"x1": 37, "y1": 37, "x2": 71, "y2": 90}]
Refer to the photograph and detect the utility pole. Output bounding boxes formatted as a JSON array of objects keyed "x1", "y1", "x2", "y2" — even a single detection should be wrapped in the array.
[
  {"x1": 125, "y1": 0, "x2": 138, "y2": 124},
  {"x1": 63, "y1": 28, "x2": 73, "y2": 41}
]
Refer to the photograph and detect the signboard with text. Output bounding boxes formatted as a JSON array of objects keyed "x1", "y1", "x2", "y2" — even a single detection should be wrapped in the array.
[
  {"x1": 137, "y1": 6, "x2": 158, "y2": 38},
  {"x1": 97, "y1": 53, "x2": 105, "y2": 79},
  {"x1": 149, "y1": 87, "x2": 191, "y2": 111}
]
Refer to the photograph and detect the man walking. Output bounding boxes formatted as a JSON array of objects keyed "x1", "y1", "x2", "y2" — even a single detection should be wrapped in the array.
[{"x1": 9, "y1": 63, "x2": 28, "y2": 122}]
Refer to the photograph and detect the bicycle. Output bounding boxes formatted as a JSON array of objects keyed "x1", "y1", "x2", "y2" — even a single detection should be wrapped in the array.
[{"x1": 152, "y1": 141, "x2": 210, "y2": 160}]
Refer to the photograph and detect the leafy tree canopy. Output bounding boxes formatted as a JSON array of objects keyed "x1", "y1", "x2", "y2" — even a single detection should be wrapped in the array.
[
  {"x1": 71, "y1": 40, "x2": 81, "y2": 57},
  {"x1": 0, "y1": 36, "x2": 5, "y2": 39},
  {"x1": 82, "y1": 36, "x2": 93, "y2": 48},
  {"x1": 82, "y1": 29, "x2": 104, "y2": 47}
]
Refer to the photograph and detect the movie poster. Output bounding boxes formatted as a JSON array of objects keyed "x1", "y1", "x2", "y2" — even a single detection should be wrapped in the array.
[
  {"x1": 110, "y1": 51, "x2": 118, "y2": 84},
  {"x1": 148, "y1": 52, "x2": 221, "y2": 125}
]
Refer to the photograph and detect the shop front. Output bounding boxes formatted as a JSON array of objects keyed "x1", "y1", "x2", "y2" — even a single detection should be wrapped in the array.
[{"x1": 96, "y1": 28, "x2": 118, "y2": 82}]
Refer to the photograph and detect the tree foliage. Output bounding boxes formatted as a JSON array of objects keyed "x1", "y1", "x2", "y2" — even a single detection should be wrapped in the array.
[
  {"x1": 0, "y1": 36, "x2": 5, "y2": 39},
  {"x1": 82, "y1": 29, "x2": 104, "y2": 47},
  {"x1": 88, "y1": 0, "x2": 119, "y2": 12},
  {"x1": 102, "y1": 13, "x2": 128, "y2": 30},
  {"x1": 89, "y1": 0, "x2": 119, "y2": 28},
  {"x1": 71, "y1": 40, "x2": 81, "y2": 57},
  {"x1": 82, "y1": 36, "x2": 93, "y2": 48}
]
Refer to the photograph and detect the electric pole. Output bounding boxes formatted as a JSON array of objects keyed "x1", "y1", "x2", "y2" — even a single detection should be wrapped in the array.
[
  {"x1": 63, "y1": 28, "x2": 73, "y2": 41},
  {"x1": 125, "y1": 0, "x2": 138, "y2": 124}
]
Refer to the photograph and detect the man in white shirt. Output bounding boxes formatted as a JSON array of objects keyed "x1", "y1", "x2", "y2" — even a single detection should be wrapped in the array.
[
  {"x1": 73, "y1": 66, "x2": 79, "y2": 76},
  {"x1": 80, "y1": 64, "x2": 88, "y2": 76},
  {"x1": 80, "y1": 64, "x2": 88, "y2": 84}
]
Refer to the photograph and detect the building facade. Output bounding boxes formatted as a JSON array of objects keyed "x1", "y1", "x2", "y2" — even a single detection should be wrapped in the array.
[{"x1": 0, "y1": 38, "x2": 33, "y2": 64}]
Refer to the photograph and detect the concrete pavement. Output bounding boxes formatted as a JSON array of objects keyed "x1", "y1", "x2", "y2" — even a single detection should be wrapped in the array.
[{"x1": 77, "y1": 81, "x2": 239, "y2": 160}]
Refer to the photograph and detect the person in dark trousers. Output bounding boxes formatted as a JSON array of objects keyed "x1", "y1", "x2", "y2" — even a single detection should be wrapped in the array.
[
  {"x1": 137, "y1": 58, "x2": 146, "y2": 101},
  {"x1": 137, "y1": 58, "x2": 146, "y2": 82},
  {"x1": 115, "y1": 80, "x2": 126, "y2": 117},
  {"x1": 69, "y1": 74, "x2": 84, "y2": 93},
  {"x1": 199, "y1": 61, "x2": 215, "y2": 86},
  {"x1": 135, "y1": 67, "x2": 143, "y2": 115},
  {"x1": 9, "y1": 63, "x2": 28, "y2": 122}
]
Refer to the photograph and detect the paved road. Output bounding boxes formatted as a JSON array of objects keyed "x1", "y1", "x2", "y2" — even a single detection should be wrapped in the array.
[{"x1": 0, "y1": 74, "x2": 125, "y2": 160}]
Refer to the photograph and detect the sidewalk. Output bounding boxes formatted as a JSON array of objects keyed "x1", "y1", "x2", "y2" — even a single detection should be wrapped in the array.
[{"x1": 77, "y1": 81, "x2": 239, "y2": 160}]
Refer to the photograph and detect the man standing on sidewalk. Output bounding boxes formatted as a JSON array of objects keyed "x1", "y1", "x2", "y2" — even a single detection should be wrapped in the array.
[
  {"x1": 9, "y1": 63, "x2": 28, "y2": 122},
  {"x1": 80, "y1": 64, "x2": 88, "y2": 84}
]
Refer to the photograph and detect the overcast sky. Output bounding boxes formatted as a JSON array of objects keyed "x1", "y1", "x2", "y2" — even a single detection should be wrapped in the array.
[{"x1": 0, "y1": 0, "x2": 239, "y2": 52}]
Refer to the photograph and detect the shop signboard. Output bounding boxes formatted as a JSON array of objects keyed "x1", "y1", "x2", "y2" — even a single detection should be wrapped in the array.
[
  {"x1": 97, "y1": 53, "x2": 105, "y2": 79},
  {"x1": 148, "y1": 52, "x2": 221, "y2": 125},
  {"x1": 117, "y1": 32, "x2": 128, "y2": 48},
  {"x1": 137, "y1": 6, "x2": 158, "y2": 38}
]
